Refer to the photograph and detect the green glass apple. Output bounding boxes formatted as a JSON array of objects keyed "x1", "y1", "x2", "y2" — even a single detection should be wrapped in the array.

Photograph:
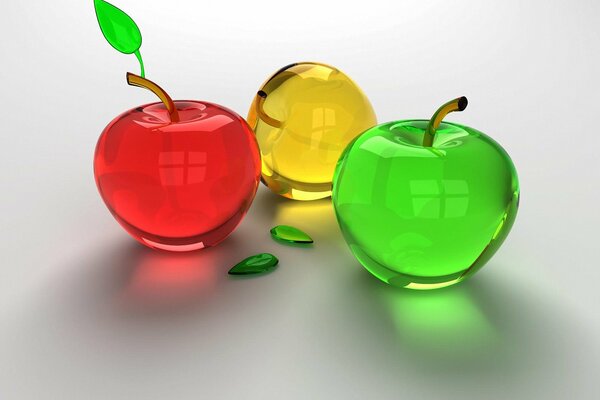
[{"x1": 332, "y1": 97, "x2": 520, "y2": 290}]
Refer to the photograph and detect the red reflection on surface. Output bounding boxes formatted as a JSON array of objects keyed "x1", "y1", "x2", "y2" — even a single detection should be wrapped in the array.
[
  {"x1": 128, "y1": 255, "x2": 215, "y2": 295},
  {"x1": 122, "y1": 251, "x2": 219, "y2": 309}
]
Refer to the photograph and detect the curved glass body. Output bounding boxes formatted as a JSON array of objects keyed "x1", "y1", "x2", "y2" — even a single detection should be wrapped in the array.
[
  {"x1": 247, "y1": 62, "x2": 377, "y2": 201},
  {"x1": 332, "y1": 121, "x2": 519, "y2": 289},
  {"x1": 94, "y1": 101, "x2": 261, "y2": 252}
]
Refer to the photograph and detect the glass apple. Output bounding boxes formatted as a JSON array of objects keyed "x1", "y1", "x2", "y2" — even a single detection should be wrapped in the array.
[
  {"x1": 247, "y1": 62, "x2": 377, "y2": 201},
  {"x1": 332, "y1": 97, "x2": 519, "y2": 290},
  {"x1": 94, "y1": 73, "x2": 261, "y2": 252}
]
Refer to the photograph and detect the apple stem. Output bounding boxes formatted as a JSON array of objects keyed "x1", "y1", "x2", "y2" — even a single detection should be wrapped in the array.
[
  {"x1": 126, "y1": 72, "x2": 180, "y2": 122},
  {"x1": 256, "y1": 91, "x2": 283, "y2": 128},
  {"x1": 423, "y1": 97, "x2": 468, "y2": 147}
]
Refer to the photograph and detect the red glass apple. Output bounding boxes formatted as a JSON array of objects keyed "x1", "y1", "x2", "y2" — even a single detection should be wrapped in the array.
[{"x1": 94, "y1": 73, "x2": 261, "y2": 252}]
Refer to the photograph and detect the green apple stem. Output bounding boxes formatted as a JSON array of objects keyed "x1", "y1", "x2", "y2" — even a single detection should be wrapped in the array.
[
  {"x1": 423, "y1": 97, "x2": 468, "y2": 147},
  {"x1": 256, "y1": 91, "x2": 283, "y2": 128},
  {"x1": 126, "y1": 73, "x2": 180, "y2": 122},
  {"x1": 134, "y1": 50, "x2": 146, "y2": 78}
]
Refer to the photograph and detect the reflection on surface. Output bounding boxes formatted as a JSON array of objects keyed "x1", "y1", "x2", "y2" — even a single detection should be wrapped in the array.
[
  {"x1": 121, "y1": 246, "x2": 218, "y2": 311},
  {"x1": 66, "y1": 235, "x2": 246, "y2": 315},
  {"x1": 409, "y1": 179, "x2": 470, "y2": 219},
  {"x1": 335, "y1": 267, "x2": 546, "y2": 377},
  {"x1": 38, "y1": 192, "x2": 587, "y2": 399},
  {"x1": 310, "y1": 107, "x2": 340, "y2": 163},
  {"x1": 158, "y1": 151, "x2": 208, "y2": 186},
  {"x1": 118, "y1": 236, "x2": 247, "y2": 314},
  {"x1": 252, "y1": 189, "x2": 344, "y2": 248},
  {"x1": 377, "y1": 280, "x2": 498, "y2": 363}
]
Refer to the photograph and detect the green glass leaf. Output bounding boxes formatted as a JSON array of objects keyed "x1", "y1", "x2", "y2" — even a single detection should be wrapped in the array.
[
  {"x1": 228, "y1": 253, "x2": 279, "y2": 276},
  {"x1": 270, "y1": 225, "x2": 314, "y2": 244},
  {"x1": 94, "y1": 0, "x2": 142, "y2": 54}
]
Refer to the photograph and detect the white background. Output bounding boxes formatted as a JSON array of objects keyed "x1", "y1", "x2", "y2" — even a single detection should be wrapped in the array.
[{"x1": 1, "y1": 1, "x2": 599, "y2": 398}]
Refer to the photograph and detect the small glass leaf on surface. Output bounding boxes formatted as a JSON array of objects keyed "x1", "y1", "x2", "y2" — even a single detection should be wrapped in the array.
[
  {"x1": 270, "y1": 225, "x2": 313, "y2": 244},
  {"x1": 94, "y1": 0, "x2": 142, "y2": 54},
  {"x1": 228, "y1": 253, "x2": 279, "y2": 276}
]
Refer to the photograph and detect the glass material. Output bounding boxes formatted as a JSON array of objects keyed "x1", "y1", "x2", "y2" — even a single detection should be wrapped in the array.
[
  {"x1": 228, "y1": 253, "x2": 279, "y2": 276},
  {"x1": 332, "y1": 120, "x2": 520, "y2": 290},
  {"x1": 270, "y1": 225, "x2": 314, "y2": 244},
  {"x1": 94, "y1": 0, "x2": 145, "y2": 77},
  {"x1": 94, "y1": 101, "x2": 261, "y2": 252},
  {"x1": 247, "y1": 62, "x2": 377, "y2": 201}
]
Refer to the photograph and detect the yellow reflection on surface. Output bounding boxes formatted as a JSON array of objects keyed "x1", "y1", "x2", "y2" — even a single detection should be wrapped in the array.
[{"x1": 272, "y1": 197, "x2": 342, "y2": 246}]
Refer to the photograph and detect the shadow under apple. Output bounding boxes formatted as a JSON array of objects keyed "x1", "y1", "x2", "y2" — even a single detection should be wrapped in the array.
[
  {"x1": 305, "y1": 262, "x2": 579, "y2": 391},
  {"x1": 58, "y1": 232, "x2": 248, "y2": 319}
]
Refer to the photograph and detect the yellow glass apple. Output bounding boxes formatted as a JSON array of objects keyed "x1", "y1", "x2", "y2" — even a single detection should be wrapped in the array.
[{"x1": 247, "y1": 62, "x2": 377, "y2": 200}]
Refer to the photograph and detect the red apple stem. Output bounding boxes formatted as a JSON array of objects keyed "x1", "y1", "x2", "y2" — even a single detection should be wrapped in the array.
[
  {"x1": 423, "y1": 96, "x2": 468, "y2": 147},
  {"x1": 256, "y1": 91, "x2": 283, "y2": 128},
  {"x1": 126, "y1": 73, "x2": 180, "y2": 122}
]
